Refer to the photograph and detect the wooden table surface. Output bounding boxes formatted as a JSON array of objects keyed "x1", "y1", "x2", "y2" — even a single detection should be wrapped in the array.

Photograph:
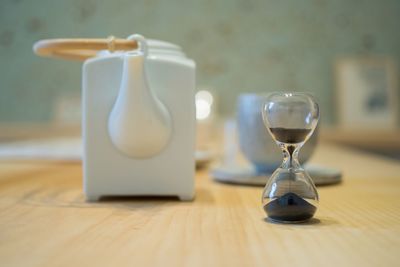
[{"x1": 0, "y1": 143, "x2": 400, "y2": 267}]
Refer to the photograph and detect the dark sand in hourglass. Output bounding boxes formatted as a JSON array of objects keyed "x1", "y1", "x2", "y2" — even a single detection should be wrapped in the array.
[
  {"x1": 264, "y1": 192, "x2": 317, "y2": 222},
  {"x1": 269, "y1": 128, "x2": 311, "y2": 143}
]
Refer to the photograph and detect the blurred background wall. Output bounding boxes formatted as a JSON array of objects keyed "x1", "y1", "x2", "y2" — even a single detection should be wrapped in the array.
[{"x1": 0, "y1": 0, "x2": 399, "y2": 125}]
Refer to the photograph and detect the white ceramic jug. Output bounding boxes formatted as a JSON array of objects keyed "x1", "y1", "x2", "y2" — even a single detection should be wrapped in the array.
[{"x1": 34, "y1": 34, "x2": 196, "y2": 201}]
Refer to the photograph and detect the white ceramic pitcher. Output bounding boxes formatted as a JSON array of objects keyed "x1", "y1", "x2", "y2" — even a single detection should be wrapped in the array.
[{"x1": 34, "y1": 34, "x2": 196, "y2": 201}]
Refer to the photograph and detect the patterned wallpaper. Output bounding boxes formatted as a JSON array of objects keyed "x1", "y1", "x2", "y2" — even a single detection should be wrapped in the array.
[{"x1": 0, "y1": 0, "x2": 399, "y2": 124}]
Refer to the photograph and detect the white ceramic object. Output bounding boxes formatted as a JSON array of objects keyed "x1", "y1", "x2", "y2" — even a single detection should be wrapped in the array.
[{"x1": 83, "y1": 35, "x2": 196, "y2": 201}]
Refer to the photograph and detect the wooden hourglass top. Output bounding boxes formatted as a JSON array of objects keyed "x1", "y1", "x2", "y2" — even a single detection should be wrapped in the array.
[{"x1": 33, "y1": 36, "x2": 138, "y2": 61}]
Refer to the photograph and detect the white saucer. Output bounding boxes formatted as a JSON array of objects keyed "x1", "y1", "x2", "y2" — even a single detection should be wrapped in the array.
[{"x1": 211, "y1": 164, "x2": 342, "y2": 186}]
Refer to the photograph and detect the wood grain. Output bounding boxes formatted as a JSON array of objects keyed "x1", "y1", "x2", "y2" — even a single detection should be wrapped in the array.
[{"x1": 0, "y1": 143, "x2": 400, "y2": 267}]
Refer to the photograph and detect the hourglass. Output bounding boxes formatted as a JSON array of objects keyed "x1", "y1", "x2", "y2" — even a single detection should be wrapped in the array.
[{"x1": 261, "y1": 92, "x2": 319, "y2": 223}]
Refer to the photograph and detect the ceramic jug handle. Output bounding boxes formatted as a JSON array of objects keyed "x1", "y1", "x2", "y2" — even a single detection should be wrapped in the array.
[{"x1": 126, "y1": 34, "x2": 148, "y2": 56}]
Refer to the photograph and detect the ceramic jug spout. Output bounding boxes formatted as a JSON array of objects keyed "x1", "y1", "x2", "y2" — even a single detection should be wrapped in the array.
[{"x1": 108, "y1": 36, "x2": 172, "y2": 158}]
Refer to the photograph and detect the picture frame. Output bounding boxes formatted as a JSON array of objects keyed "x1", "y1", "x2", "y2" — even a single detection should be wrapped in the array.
[{"x1": 335, "y1": 56, "x2": 398, "y2": 129}]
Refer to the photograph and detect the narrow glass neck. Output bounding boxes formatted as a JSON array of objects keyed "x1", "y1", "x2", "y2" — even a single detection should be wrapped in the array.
[{"x1": 279, "y1": 143, "x2": 301, "y2": 169}]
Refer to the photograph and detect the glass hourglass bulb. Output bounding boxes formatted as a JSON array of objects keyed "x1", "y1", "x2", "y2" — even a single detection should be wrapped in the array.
[{"x1": 261, "y1": 92, "x2": 319, "y2": 223}]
